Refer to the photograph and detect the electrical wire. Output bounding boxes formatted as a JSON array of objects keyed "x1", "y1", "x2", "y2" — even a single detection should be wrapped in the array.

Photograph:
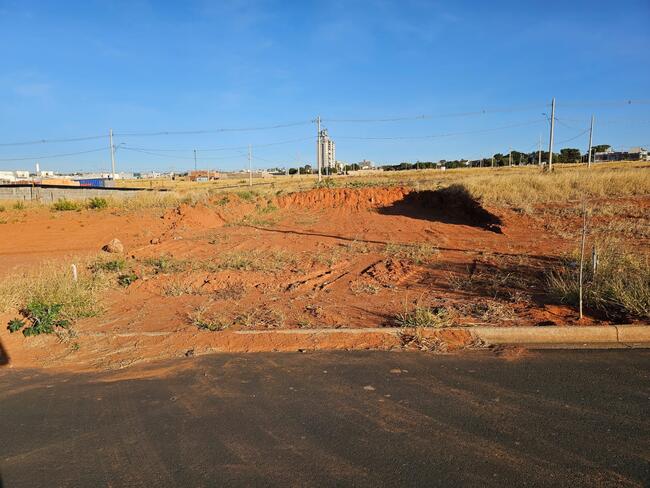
[
  {"x1": 335, "y1": 119, "x2": 546, "y2": 141},
  {"x1": 120, "y1": 136, "x2": 316, "y2": 153},
  {"x1": 113, "y1": 120, "x2": 313, "y2": 137},
  {"x1": 0, "y1": 134, "x2": 107, "y2": 147},
  {"x1": 0, "y1": 147, "x2": 108, "y2": 162},
  {"x1": 555, "y1": 128, "x2": 591, "y2": 145}
]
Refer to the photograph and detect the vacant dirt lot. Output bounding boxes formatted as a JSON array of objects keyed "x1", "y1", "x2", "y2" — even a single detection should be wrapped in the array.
[{"x1": 1, "y1": 165, "x2": 648, "y2": 370}]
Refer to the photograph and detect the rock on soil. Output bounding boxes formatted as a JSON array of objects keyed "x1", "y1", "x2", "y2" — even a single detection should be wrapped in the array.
[{"x1": 102, "y1": 238, "x2": 124, "y2": 253}]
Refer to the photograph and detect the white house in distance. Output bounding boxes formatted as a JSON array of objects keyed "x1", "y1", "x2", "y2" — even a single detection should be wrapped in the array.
[{"x1": 595, "y1": 147, "x2": 649, "y2": 162}]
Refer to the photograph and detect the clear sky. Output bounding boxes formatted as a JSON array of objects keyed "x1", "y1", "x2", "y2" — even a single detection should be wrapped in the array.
[{"x1": 1, "y1": 0, "x2": 649, "y2": 173}]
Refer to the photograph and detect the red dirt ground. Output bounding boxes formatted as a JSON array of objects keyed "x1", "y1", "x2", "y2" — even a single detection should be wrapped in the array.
[{"x1": 0, "y1": 187, "x2": 646, "y2": 370}]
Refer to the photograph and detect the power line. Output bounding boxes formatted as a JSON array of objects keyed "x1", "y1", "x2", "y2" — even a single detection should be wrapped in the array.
[
  {"x1": 555, "y1": 128, "x2": 591, "y2": 145},
  {"x1": 120, "y1": 146, "x2": 245, "y2": 163},
  {"x1": 0, "y1": 147, "x2": 107, "y2": 162},
  {"x1": 335, "y1": 119, "x2": 546, "y2": 141},
  {"x1": 0, "y1": 135, "x2": 107, "y2": 147},
  {"x1": 113, "y1": 120, "x2": 313, "y2": 137},
  {"x1": 120, "y1": 136, "x2": 315, "y2": 153}
]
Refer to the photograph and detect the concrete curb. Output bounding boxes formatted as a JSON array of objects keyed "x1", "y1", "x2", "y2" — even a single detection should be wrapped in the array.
[{"x1": 80, "y1": 325, "x2": 650, "y2": 350}]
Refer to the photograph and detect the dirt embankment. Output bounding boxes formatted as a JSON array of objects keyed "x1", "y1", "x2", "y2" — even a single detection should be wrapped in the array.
[{"x1": 1, "y1": 185, "x2": 646, "y2": 371}]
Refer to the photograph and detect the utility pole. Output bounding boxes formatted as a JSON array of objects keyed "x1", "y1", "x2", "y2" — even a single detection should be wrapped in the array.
[
  {"x1": 248, "y1": 144, "x2": 253, "y2": 187},
  {"x1": 193, "y1": 149, "x2": 197, "y2": 171},
  {"x1": 587, "y1": 115, "x2": 594, "y2": 168},
  {"x1": 491, "y1": 156, "x2": 494, "y2": 168},
  {"x1": 548, "y1": 97, "x2": 556, "y2": 172},
  {"x1": 508, "y1": 147, "x2": 512, "y2": 167},
  {"x1": 109, "y1": 128, "x2": 116, "y2": 179},
  {"x1": 538, "y1": 133, "x2": 542, "y2": 166},
  {"x1": 316, "y1": 116, "x2": 322, "y2": 183}
]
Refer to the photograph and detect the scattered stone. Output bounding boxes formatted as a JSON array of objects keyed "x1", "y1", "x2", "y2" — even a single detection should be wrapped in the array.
[
  {"x1": 363, "y1": 385, "x2": 376, "y2": 391},
  {"x1": 150, "y1": 237, "x2": 160, "y2": 245},
  {"x1": 185, "y1": 349, "x2": 194, "y2": 357},
  {"x1": 102, "y1": 238, "x2": 124, "y2": 253},
  {"x1": 389, "y1": 368, "x2": 403, "y2": 374}
]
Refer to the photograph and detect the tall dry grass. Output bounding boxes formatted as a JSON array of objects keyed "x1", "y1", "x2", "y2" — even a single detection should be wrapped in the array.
[
  {"x1": 547, "y1": 240, "x2": 650, "y2": 321},
  {"x1": 0, "y1": 260, "x2": 112, "y2": 320}
]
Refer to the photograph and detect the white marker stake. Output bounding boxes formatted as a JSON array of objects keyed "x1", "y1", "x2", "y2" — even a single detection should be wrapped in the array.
[{"x1": 71, "y1": 264, "x2": 78, "y2": 282}]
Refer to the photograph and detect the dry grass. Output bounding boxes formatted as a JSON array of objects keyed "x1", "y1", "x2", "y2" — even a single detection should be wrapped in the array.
[
  {"x1": 395, "y1": 304, "x2": 456, "y2": 328},
  {"x1": 547, "y1": 241, "x2": 650, "y2": 320},
  {"x1": 235, "y1": 306, "x2": 285, "y2": 329},
  {"x1": 187, "y1": 305, "x2": 230, "y2": 331},
  {"x1": 383, "y1": 242, "x2": 438, "y2": 264},
  {"x1": 0, "y1": 259, "x2": 111, "y2": 320}
]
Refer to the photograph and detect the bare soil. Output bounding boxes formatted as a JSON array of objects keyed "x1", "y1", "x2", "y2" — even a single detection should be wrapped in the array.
[{"x1": 1, "y1": 187, "x2": 647, "y2": 370}]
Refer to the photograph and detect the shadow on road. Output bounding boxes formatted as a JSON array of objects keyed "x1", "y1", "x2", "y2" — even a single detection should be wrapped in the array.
[
  {"x1": 0, "y1": 338, "x2": 9, "y2": 367},
  {"x1": 378, "y1": 185, "x2": 503, "y2": 233}
]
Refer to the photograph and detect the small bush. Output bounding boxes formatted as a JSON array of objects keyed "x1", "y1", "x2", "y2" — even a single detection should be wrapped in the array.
[
  {"x1": 90, "y1": 258, "x2": 126, "y2": 273},
  {"x1": 52, "y1": 199, "x2": 80, "y2": 211},
  {"x1": 143, "y1": 255, "x2": 188, "y2": 274},
  {"x1": 87, "y1": 197, "x2": 108, "y2": 209},
  {"x1": 395, "y1": 305, "x2": 455, "y2": 328},
  {"x1": 7, "y1": 300, "x2": 70, "y2": 336},
  {"x1": 236, "y1": 190, "x2": 257, "y2": 202},
  {"x1": 188, "y1": 305, "x2": 230, "y2": 331},
  {"x1": 0, "y1": 205, "x2": 5, "y2": 212},
  {"x1": 117, "y1": 272, "x2": 138, "y2": 287},
  {"x1": 13, "y1": 201, "x2": 25, "y2": 210}
]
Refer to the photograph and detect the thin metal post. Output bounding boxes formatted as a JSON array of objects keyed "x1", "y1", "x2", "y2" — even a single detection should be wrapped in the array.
[
  {"x1": 194, "y1": 149, "x2": 197, "y2": 171},
  {"x1": 578, "y1": 205, "x2": 587, "y2": 320},
  {"x1": 587, "y1": 115, "x2": 594, "y2": 168},
  {"x1": 109, "y1": 128, "x2": 116, "y2": 179},
  {"x1": 508, "y1": 147, "x2": 512, "y2": 167},
  {"x1": 548, "y1": 98, "x2": 556, "y2": 172},
  {"x1": 316, "y1": 116, "x2": 322, "y2": 182},
  {"x1": 248, "y1": 144, "x2": 252, "y2": 187},
  {"x1": 538, "y1": 134, "x2": 542, "y2": 166}
]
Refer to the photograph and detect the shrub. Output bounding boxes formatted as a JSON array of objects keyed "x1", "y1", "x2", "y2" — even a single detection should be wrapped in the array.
[
  {"x1": 89, "y1": 258, "x2": 126, "y2": 273},
  {"x1": 52, "y1": 199, "x2": 80, "y2": 211},
  {"x1": 0, "y1": 205, "x2": 5, "y2": 212},
  {"x1": 395, "y1": 305, "x2": 455, "y2": 328},
  {"x1": 117, "y1": 272, "x2": 138, "y2": 287},
  {"x1": 13, "y1": 201, "x2": 25, "y2": 210},
  {"x1": 7, "y1": 300, "x2": 70, "y2": 336},
  {"x1": 188, "y1": 305, "x2": 230, "y2": 331},
  {"x1": 547, "y1": 243, "x2": 650, "y2": 320},
  {"x1": 142, "y1": 255, "x2": 188, "y2": 274},
  {"x1": 236, "y1": 190, "x2": 256, "y2": 202},
  {"x1": 87, "y1": 197, "x2": 108, "y2": 209}
]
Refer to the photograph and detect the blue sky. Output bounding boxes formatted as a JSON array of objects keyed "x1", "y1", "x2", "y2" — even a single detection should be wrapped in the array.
[{"x1": 1, "y1": 0, "x2": 649, "y2": 173}]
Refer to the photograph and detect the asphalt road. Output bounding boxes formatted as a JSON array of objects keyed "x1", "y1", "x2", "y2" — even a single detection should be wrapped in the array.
[{"x1": 1, "y1": 350, "x2": 649, "y2": 487}]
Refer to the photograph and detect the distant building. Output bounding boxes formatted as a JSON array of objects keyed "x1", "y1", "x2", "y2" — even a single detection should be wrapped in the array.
[
  {"x1": 594, "y1": 147, "x2": 649, "y2": 162},
  {"x1": 358, "y1": 159, "x2": 374, "y2": 170},
  {"x1": 188, "y1": 170, "x2": 219, "y2": 181},
  {"x1": 318, "y1": 129, "x2": 336, "y2": 172}
]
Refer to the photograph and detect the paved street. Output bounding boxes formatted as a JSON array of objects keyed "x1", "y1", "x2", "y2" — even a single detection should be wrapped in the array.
[{"x1": 1, "y1": 350, "x2": 649, "y2": 487}]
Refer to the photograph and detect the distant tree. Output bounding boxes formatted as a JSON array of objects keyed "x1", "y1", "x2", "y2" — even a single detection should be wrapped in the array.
[
  {"x1": 288, "y1": 168, "x2": 298, "y2": 175},
  {"x1": 559, "y1": 148, "x2": 582, "y2": 163},
  {"x1": 592, "y1": 144, "x2": 611, "y2": 153}
]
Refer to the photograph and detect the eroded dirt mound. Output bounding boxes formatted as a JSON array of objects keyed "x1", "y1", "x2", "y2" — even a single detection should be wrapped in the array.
[
  {"x1": 163, "y1": 203, "x2": 225, "y2": 231},
  {"x1": 278, "y1": 186, "x2": 502, "y2": 232},
  {"x1": 278, "y1": 187, "x2": 410, "y2": 211},
  {"x1": 380, "y1": 185, "x2": 503, "y2": 232}
]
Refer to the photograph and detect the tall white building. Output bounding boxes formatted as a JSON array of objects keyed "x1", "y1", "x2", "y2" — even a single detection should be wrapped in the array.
[{"x1": 318, "y1": 129, "x2": 336, "y2": 173}]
